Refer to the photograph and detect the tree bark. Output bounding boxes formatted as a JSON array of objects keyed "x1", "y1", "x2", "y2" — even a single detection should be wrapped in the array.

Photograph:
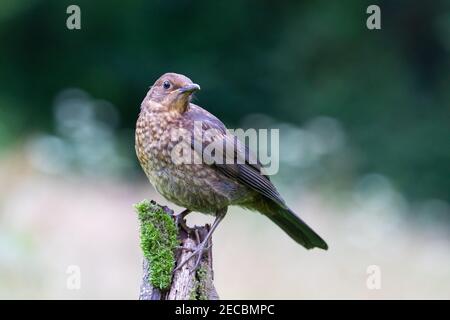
[{"x1": 137, "y1": 201, "x2": 219, "y2": 300}]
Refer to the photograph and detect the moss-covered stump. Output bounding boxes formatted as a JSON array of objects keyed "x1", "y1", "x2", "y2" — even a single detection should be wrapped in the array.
[{"x1": 134, "y1": 199, "x2": 219, "y2": 300}]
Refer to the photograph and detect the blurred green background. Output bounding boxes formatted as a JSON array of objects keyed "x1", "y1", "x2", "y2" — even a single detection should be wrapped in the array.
[{"x1": 0, "y1": 0, "x2": 449, "y2": 299}]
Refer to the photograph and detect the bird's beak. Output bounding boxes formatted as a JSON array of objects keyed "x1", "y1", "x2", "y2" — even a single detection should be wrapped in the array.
[{"x1": 178, "y1": 83, "x2": 201, "y2": 94}]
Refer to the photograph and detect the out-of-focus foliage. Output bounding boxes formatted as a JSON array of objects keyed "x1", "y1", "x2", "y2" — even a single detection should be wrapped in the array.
[
  {"x1": 0, "y1": 1, "x2": 449, "y2": 300},
  {"x1": 0, "y1": 0, "x2": 448, "y2": 202}
]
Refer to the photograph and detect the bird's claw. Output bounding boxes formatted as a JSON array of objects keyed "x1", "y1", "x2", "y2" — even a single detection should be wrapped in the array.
[
  {"x1": 173, "y1": 243, "x2": 211, "y2": 274},
  {"x1": 173, "y1": 209, "x2": 191, "y2": 233}
]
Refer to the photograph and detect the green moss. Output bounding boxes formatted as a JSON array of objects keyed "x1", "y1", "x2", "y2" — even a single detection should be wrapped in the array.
[
  {"x1": 189, "y1": 286, "x2": 198, "y2": 300},
  {"x1": 189, "y1": 263, "x2": 209, "y2": 300},
  {"x1": 197, "y1": 265, "x2": 209, "y2": 300},
  {"x1": 134, "y1": 200, "x2": 178, "y2": 290}
]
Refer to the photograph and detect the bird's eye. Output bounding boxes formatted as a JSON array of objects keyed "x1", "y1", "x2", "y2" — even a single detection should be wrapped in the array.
[{"x1": 163, "y1": 81, "x2": 171, "y2": 90}]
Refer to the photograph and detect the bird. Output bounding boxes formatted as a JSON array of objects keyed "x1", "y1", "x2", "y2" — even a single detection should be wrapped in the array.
[{"x1": 135, "y1": 72, "x2": 327, "y2": 270}]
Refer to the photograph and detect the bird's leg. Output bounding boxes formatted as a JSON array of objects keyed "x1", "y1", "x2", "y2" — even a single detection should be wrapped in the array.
[
  {"x1": 173, "y1": 208, "x2": 226, "y2": 273},
  {"x1": 174, "y1": 208, "x2": 191, "y2": 217},
  {"x1": 174, "y1": 209, "x2": 191, "y2": 233}
]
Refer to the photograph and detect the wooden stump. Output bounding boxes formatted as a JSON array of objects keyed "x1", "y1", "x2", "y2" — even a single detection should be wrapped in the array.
[{"x1": 135, "y1": 200, "x2": 219, "y2": 300}]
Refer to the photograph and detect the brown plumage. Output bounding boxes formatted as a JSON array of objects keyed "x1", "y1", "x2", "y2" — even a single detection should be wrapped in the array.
[{"x1": 135, "y1": 73, "x2": 327, "y2": 269}]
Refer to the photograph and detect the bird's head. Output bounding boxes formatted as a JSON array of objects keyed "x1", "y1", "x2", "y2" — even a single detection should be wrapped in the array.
[{"x1": 146, "y1": 73, "x2": 200, "y2": 113}]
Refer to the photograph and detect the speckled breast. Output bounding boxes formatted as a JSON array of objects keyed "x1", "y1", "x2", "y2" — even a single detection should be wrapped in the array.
[{"x1": 135, "y1": 108, "x2": 249, "y2": 214}]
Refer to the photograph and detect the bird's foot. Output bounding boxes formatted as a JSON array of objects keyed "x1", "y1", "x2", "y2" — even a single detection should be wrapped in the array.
[
  {"x1": 173, "y1": 241, "x2": 211, "y2": 274},
  {"x1": 173, "y1": 209, "x2": 191, "y2": 233},
  {"x1": 173, "y1": 209, "x2": 225, "y2": 275},
  {"x1": 176, "y1": 217, "x2": 190, "y2": 234},
  {"x1": 175, "y1": 246, "x2": 193, "y2": 252}
]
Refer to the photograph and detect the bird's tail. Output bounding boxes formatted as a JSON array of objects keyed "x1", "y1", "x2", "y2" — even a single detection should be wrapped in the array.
[{"x1": 251, "y1": 198, "x2": 328, "y2": 250}]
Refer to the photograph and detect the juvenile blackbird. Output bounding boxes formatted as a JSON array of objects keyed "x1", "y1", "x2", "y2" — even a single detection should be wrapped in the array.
[{"x1": 136, "y1": 73, "x2": 327, "y2": 269}]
